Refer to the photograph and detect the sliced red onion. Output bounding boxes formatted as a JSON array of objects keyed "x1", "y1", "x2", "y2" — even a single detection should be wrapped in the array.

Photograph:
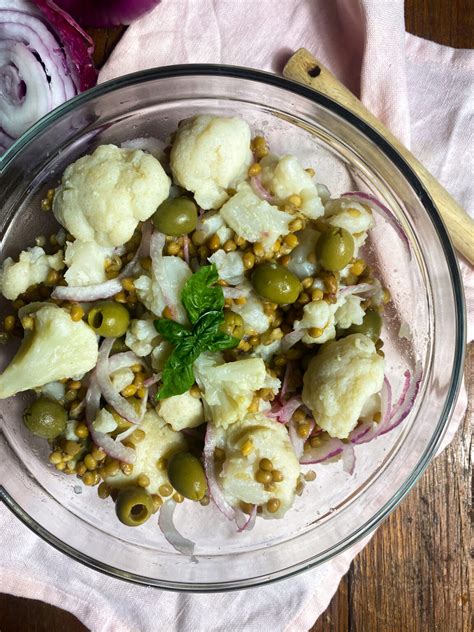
[
  {"x1": 85, "y1": 374, "x2": 135, "y2": 463},
  {"x1": 183, "y1": 235, "x2": 190, "y2": 266},
  {"x1": 350, "y1": 377, "x2": 392, "y2": 445},
  {"x1": 52, "y1": 221, "x2": 151, "y2": 301},
  {"x1": 267, "y1": 396, "x2": 303, "y2": 424},
  {"x1": 143, "y1": 373, "x2": 161, "y2": 388},
  {"x1": 342, "y1": 443, "x2": 356, "y2": 475},
  {"x1": 342, "y1": 191, "x2": 410, "y2": 253},
  {"x1": 108, "y1": 351, "x2": 145, "y2": 373},
  {"x1": 281, "y1": 329, "x2": 305, "y2": 352},
  {"x1": 299, "y1": 436, "x2": 345, "y2": 465},
  {"x1": 203, "y1": 424, "x2": 237, "y2": 522},
  {"x1": 158, "y1": 500, "x2": 196, "y2": 558},
  {"x1": 279, "y1": 360, "x2": 294, "y2": 403},
  {"x1": 338, "y1": 282, "x2": 376, "y2": 297},
  {"x1": 288, "y1": 417, "x2": 315, "y2": 460},
  {"x1": 54, "y1": 0, "x2": 161, "y2": 27},
  {"x1": 96, "y1": 337, "x2": 143, "y2": 425},
  {"x1": 236, "y1": 505, "x2": 257, "y2": 533},
  {"x1": 378, "y1": 369, "x2": 421, "y2": 438},
  {"x1": 115, "y1": 425, "x2": 136, "y2": 442},
  {"x1": 250, "y1": 175, "x2": 274, "y2": 203}
]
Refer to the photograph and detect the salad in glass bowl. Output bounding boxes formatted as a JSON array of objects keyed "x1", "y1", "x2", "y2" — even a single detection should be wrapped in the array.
[{"x1": 0, "y1": 114, "x2": 419, "y2": 553}]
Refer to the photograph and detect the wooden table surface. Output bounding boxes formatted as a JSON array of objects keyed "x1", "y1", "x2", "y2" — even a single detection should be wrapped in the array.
[{"x1": 1, "y1": 2, "x2": 472, "y2": 630}]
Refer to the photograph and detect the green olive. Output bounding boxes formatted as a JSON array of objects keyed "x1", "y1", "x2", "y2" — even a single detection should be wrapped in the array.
[
  {"x1": 317, "y1": 227, "x2": 355, "y2": 271},
  {"x1": 23, "y1": 398, "x2": 67, "y2": 439},
  {"x1": 152, "y1": 197, "x2": 198, "y2": 236},
  {"x1": 167, "y1": 452, "x2": 208, "y2": 501},
  {"x1": 88, "y1": 301, "x2": 130, "y2": 337},
  {"x1": 345, "y1": 309, "x2": 383, "y2": 342},
  {"x1": 220, "y1": 310, "x2": 244, "y2": 339},
  {"x1": 251, "y1": 263, "x2": 301, "y2": 304},
  {"x1": 115, "y1": 487, "x2": 154, "y2": 527}
]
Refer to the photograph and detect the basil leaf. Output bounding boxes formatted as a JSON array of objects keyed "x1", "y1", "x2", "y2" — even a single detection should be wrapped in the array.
[
  {"x1": 173, "y1": 336, "x2": 202, "y2": 364},
  {"x1": 156, "y1": 351, "x2": 195, "y2": 400},
  {"x1": 154, "y1": 319, "x2": 191, "y2": 344},
  {"x1": 181, "y1": 264, "x2": 224, "y2": 323},
  {"x1": 205, "y1": 330, "x2": 240, "y2": 351},
  {"x1": 193, "y1": 310, "x2": 224, "y2": 341}
]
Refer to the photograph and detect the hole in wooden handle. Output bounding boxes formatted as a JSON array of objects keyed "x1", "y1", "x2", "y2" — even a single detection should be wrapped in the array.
[{"x1": 308, "y1": 65, "x2": 321, "y2": 78}]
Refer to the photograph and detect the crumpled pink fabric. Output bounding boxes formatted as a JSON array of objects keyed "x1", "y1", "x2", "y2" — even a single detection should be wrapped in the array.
[{"x1": 1, "y1": 1, "x2": 473, "y2": 630}]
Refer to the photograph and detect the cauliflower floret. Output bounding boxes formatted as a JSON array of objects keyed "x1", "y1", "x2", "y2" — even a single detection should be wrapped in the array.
[
  {"x1": 287, "y1": 228, "x2": 320, "y2": 280},
  {"x1": 158, "y1": 390, "x2": 204, "y2": 432},
  {"x1": 294, "y1": 299, "x2": 340, "y2": 344},
  {"x1": 260, "y1": 154, "x2": 325, "y2": 220},
  {"x1": 324, "y1": 198, "x2": 375, "y2": 253},
  {"x1": 251, "y1": 339, "x2": 282, "y2": 362},
  {"x1": 194, "y1": 354, "x2": 280, "y2": 428},
  {"x1": 53, "y1": 145, "x2": 170, "y2": 247},
  {"x1": 220, "y1": 182, "x2": 292, "y2": 252},
  {"x1": 196, "y1": 211, "x2": 233, "y2": 245},
  {"x1": 135, "y1": 256, "x2": 192, "y2": 323},
  {"x1": 208, "y1": 249, "x2": 245, "y2": 285},
  {"x1": 38, "y1": 381, "x2": 66, "y2": 402},
  {"x1": 151, "y1": 340, "x2": 172, "y2": 372},
  {"x1": 110, "y1": 368, "x2": 134, "y2": 393},
  {"x1": 231, "y1": 283, "x2": 271, "y2": 334},
  {"x1": 170, "y1": 115, "x2": 252, "y2": 210},
  {"x1": 218, "y1": 413, "x2": 300, "y2": 519},
  {"x1": 302, "y1": 334, "x2": 384, "y2": 439},
  {"x1": 0, "y1": 247, "x2": 64, "y2": 301},
  {"x1": 125, "y1": 319, "x2": 160, "y2": 357},
  {"x1": 63, "y1": 240, "x2": 113, "y2": 287},
  {"x1": 92, "y1": 408, "x2": 118, "y2": 434},
  {"x1": 104, "y1": 410, "x2": 187, "y2": 497},
  {"x1": 0, "y1": 304, "x2": 98, "y2": 399},
  {"x1": 335, "y1": 295, "x2": 365, "y2": 330}
]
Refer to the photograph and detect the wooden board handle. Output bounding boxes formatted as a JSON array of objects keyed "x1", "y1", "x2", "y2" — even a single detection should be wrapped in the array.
[{"x1": 283, "y1": 48, "x2": 474, "y2": 265}]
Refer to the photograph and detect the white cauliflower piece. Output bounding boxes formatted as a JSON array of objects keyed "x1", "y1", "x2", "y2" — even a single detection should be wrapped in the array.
[
  {"x1": 134, "y1": 256, "x2": 192, "y2": 323},
  {"x1": 53, "y1": 144, "x2": 170, "y2": 247},
  {"x1": 125, "y1": 319, "x2": 159, "y2": 357},
  {"x1": 0, "y1": 247, "x2": 64, "y2": 301},
  {"x1": 302, "y1": 333, "x2": 385, "y2": 439},
  {"x1": 38, "y1": 381, "x2": 65, "y2": 402},
  {"x1": 63, "y1": 240, "x2": 113, "y2": 287},
  {"x1": 194, "y1": 354, "x2": 280, "y2": 428},
  {"x1": 220, "y1": 182, "x2": 292, "y2": 252},
  {"x1": 231, "y1": 283, "x2": 271, "y2": 335},
  {"x1": 335, "y1": 295, "x2": 365, "y2": 330},
  {"x1": 324, "y1": 198, "x2": 375, "y2": 252},
  {"x1": 0, "y1": 304, "x2": 98, "y2": 399},
  {"x1": 208, "y1": 249, "x2": 245, "y2": 285},
  {"x1": 287, "y1": 228, "x2": 320, "y2": 280},
  {"x1": 251, "y1": 339, "x2": 282, "y2": 362},
  {"x1": 104, "y1": 410, "x2": 187, "y2": 497},
  {"x1": 294, "y1": 299, "x2": 340, "y2": 344},
  {"x1": 151, "y1": 340, "x2": 172, "y2": 372},
  {"x1": 110, "y1": 368, "x2": 134, "y2": 393},
  {"x1": 196, "y1": 211, "x2": 233, "y2": 245},
  {"x1": 92, "y1": 408, "x2": 118, "y2": 434},
  {"x1": 219, "y1": 414, "x2": 300, "y2": 519},
  {"x1": 260, "y1": 154, "x2": 325, "y2": 220},
  {"x1": 170, "y1": 115, "x2": 252, "y2": 210},
  {"x1": 159, "y1": 390, "x2": 204, "y2": 432}
]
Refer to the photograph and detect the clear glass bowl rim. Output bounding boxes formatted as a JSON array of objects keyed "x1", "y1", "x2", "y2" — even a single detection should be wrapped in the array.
[{"x1": 0, "y1": 64, "x2": 466, "y2": 592}]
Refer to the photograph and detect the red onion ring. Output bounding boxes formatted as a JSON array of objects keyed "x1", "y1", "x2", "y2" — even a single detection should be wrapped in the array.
[
  {"x1": 299, "y1": 436, "x2": 345, "y2": 465},
  {"x1": 203, "y1": 424, "x2": 237, "y2": 522},
  {"x1": 236, "y1": 505, "x2": 257, "y2": 533},
  {"x1": 281, "y1": 329, "x2": 305, "y2": 352},
  {"x1": 158, "y1": 500, "x2": 196, "y2": 558},
  {"x1": 338, "y1": 282, "x2": 376, "y2": 297},
  {"x1": 250, "y1": 175, "x2": 274, "y2": 203},
  {"x1": 183, "y1": 235, "x2": 190, "y2": 266},
  {"x1": 267, "y1": 396, "x2": 303, "y2": 424},
  {"x1": 108, "y1": 352, "x2": 146, "y2": 373}
]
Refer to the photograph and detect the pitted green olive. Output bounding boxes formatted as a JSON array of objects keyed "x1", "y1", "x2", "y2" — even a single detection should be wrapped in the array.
[
  {"x1": 346, "y1": 309, "x2": 382, "y2": 342},
  {"x1": 88, "y1": 301, "x2": 130, "y2": 337},
  {"x1": 167, "y1": 452, "x2": 208, "y2": 501},
  {"x1": 115, "y1": 487, "x2": 154, "y2": 526},
  {"x1": 152, "y1": 197, "x2": 198, "y2": 236},
  {"x1": 220, "y1": 310, "x2": 244, "y2": 339},
  {"x1": 23, "y1": 398, "x2": 67, "y2": 439},
  {"x1": 251, "y1": 263, "x2": 301, "y2": 304},
  {"x1": 317, "y1": 227, "x2": 355, "y2": 271}
]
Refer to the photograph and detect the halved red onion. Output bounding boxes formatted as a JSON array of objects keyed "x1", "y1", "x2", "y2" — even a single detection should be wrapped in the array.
[
  {"x1": 96, "y1": 338, "x2": 143, "y2": 425},
  {"x1": 250, "y1": 175, "x2": 274, "y2": 203},
  {"x1": 158, "y1": 500, "x2": 196, "y2": 558},
  {"x1": 281, "y1": 329, "x2": 305, "y2": 352},
  {"x1": 236, "y1": 505, "x2": 257, "y2": 533},
  {"x1": 342, "y1": 191, "x2": 410, "y2": 253},
  {"x1": 85, "y1": 374, "x2": 136, "y2": 463},
  {"x1": 267, "y1": 396, "x2": 303, "y2": 424},
  {"x1": 299, "y1": 436, "x2": 345, "y2": 465},
  {"x1": 203, "y1": 424, "x2": 236, "y2": 522},
  {"x1": 54, "y1": 0, "x2": 161, "y2": 27}
]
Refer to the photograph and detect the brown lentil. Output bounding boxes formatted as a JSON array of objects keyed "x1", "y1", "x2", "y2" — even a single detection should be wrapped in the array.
[
  {"x1": 271, "y1": 470, "x2": 284, "y2": 482},
  {"x1": 137, "y1": 473, "x2": 150, "y2": 488},
  {"x1": 278, "y1": 254, "x2": 291, "y2": 267},
  {"x1": 3, "y1": 315, "x2": 16, "y2": 332},
  {"x1": 289, "y1": 218, "x2": 304, "y2": 232},
  {"x1": 267, "y1": 498, "x2": 281, "y2": 513},
  {"x1": 76, "y1": 462, "x2": 87, "y2": 476},
  {"x1": 114, "y1": 291, "x2": 127, "y2": 304},
  {"x1": 248, "y1": 163, "x2": 261, "y2": 177},
  {"x1": 253, "y1": 242, "x2": 265, "y2": 258},
  {"x1": 305, "y1": 167, "x2": 315, "y2": 177},
  {"x1": 120, "y1": 463, "x2": 134, "y2": 476},
  {"x1": 311, "y1": 288, "x2": 324, "y2": 301},
  {"x1": 173, "y1": 492, "x2": 184, "y2": 503},
  {"x1": 259, "y1": 458, "x2": 273, "y2": 471},
  {"x1": 140, "y1": 256, "x2": 152, "y2": 271},
  {"x1": 207, "y1": 234, "x2": 221, "y2": 251},
  {"x1": 49, "y1": 451, "x2": 63, "y2": 465},
  {"x1": 75, "y1": 423, "x2": 89, "y2": 439},
  {"x1": 199, "y1": 496, "x2": 211, "y2": 507},
  {"x1": 151, "y1": 495, "x2": 163, "y2": 512},
  {"x1": 297, "y1": 422, "x2": 311, "y2": 438},
  {"x1": 192, "y1": 230, "x2": 207, "y2": 246},
  {"x1": 308, "y1": 327, "x2": 324, "y2": 338},
  {"x1": 190, "y1": 384, "x2": 201, "y2": 398},
  {"x1": 251, "y1": 135, "x2": 268, "y2": 158},
  {"x1": 159, "y1": 484, "x2": 173, "y2": 497},
  {"x1": 223, "y1": 239, "x2": 237, "y2": 252},
  {"x1": 84, "y1": 454, "x2": 97, "y2": 471},
  {"x1": 65, "y1": 389, "x2": 77, "y2": 402},
  {"x1": 243, "y1": 251, "x2": 256, "y2": 269},
  {"x1": 102, "y1": 459, "x2": 120, "y2": 477},
  {"x1": 304, "y1": 470, "x2": 317, "y2": 482},
  {"x1": 97, "y1": 482, "x2": 111, "y2": 499},
  {"x1": 55, "y1": 462, "x2": 66, "y2": 471},
  {"x1": 121, "y1": 384, "x2": 137, "y2": 398},
  {"x1": 310, "y1": 436, "x2": 322, "y2": 448},
  {"x1": 255, "y1": 470, "x2": 273, "y2": 484}
]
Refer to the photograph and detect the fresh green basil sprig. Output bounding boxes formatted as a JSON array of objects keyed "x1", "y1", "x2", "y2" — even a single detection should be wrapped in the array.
[{"x1": 154, "y1": 265, "x2": 239, "y2": 399}]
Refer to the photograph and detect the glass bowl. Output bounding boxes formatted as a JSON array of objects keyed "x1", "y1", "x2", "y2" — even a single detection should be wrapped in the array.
[{"x1": 0, "y1": 66, "x2": 465, "y2": 591}]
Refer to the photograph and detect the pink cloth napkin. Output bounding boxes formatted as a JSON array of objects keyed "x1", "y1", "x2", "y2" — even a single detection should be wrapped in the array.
[{"x1": 2, "y1": 1, "x2": 473, "y2": 630}]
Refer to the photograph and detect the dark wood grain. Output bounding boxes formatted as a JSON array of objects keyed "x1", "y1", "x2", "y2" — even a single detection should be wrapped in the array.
[{"x1": 1, "y1": 4, "x2": 473, "y2": 632}]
